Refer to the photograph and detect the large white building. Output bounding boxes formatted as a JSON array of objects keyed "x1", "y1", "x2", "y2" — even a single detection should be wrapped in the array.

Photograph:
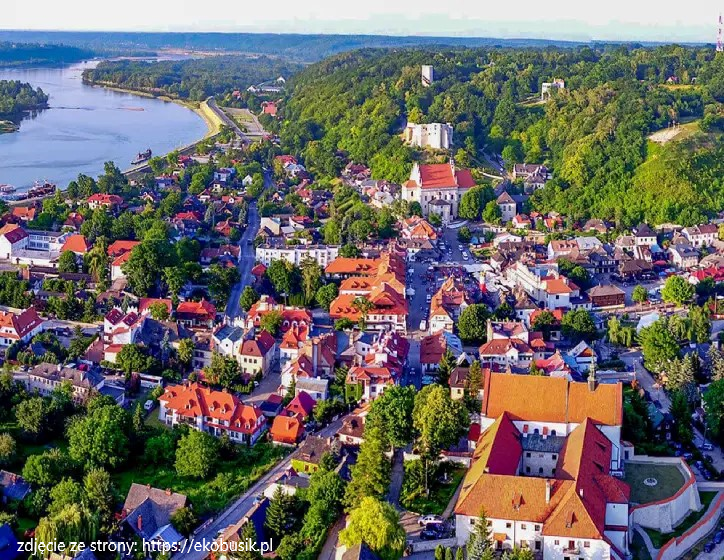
[
  {"x1": 422, "y1": 65, "x2": 434, "y2": 87},
  {"x1": 403, "y1": 122, "x2": 453, "y2": 150},
  {"x1": 402, "y1": 162, "x2": 476, "y2": 224},
  {"x1": 255, "y1": 244, "x2": 340, "y2": 268},
  {"x1": 455, "y1": 372, "x2": 629, "y2": 560}
]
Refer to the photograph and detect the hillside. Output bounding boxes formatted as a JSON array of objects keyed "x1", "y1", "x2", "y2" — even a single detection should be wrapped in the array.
[{"x1": 275, "y1": 46, "x2": 724, "y2": 226}]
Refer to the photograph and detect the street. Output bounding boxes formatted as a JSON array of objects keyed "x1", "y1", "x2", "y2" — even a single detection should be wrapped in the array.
[
  {"x1": 224, "y1": 200, "x2": 260, "y2": 319},
  {"x1": 172, "y1": 417, "x2": 346, "y2": 560}
]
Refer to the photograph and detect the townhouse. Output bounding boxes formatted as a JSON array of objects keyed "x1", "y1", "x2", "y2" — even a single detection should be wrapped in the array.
[
  {"x1": 158, "y1": 382, "x2": 266, "y2": 445},
  {"x1": 681, "y1": 224, "x2": 717, "y2": 248},
  {"x1": 429, "y1": 276, "x2": 472, "y2": 334}
]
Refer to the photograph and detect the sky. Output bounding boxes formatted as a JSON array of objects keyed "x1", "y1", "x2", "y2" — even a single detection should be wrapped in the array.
[{"x1": 3, "y1": 0, "x2": 723, "y2": 43}]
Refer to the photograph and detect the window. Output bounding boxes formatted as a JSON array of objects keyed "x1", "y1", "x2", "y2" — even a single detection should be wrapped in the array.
[
  {"x1": 552, "y1": 454, "x2": 557, "y2": 460},
  {"x1": 525, "y1": 452, "x2": 531, "y2": 458},
  {"x1": 551, "y1": 430, "x2": 557, "y2": 436},
  {"x1": 487, "y1": 520, "x2": 492, "y2": 526},
  {"x1": 526, "y1": 466, "x2": 531, "y2": 473},
  {"x1": 583, "y1": 542, "x2": 590, "y2": 548},
  {"x1": 535, "y1": 525, "x2": 541, "y2": 531},
  {"x1": 554, "y1": 540, "x2": 559, "y2": 546},
  {"x1": 533, "y1": 428, "x2": 540, "y2": 435},
  {"x1": 521, "y1": 524, "x2": 527, "y2": 530},
  {"x1": 538, "y1": 467, "x2": 543, "y2": 474},
  {"x1": 506, "y1": 523, "x2": 512, "y2": 529}
]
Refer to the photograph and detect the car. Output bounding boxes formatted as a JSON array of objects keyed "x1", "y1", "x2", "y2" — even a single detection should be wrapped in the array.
[
  {"x1": 426, "y1": 295, "x2": 432, "y2": 303},
  {"x1": 417, "y1": 515, "x2": 443, "y2": 526},
  {"x1": 419, "y1": 320, "x2": 427, "y2": 331},
  {"x1": 713, "y1": 531, "x2": 724, "y2": 545},
  {"x1": 419, "y1": 525, "x2": 447, "y2": 541},
  {"x1": 703, "y1": 541, "x2": 715, "y2": 553},
  {"x1": 704, "y1": 454, "x2": 714, "y2": 462},
  {"x1": 143, "y1": 400, "x2": 154, "y2": 411},
  {"x1": 458, "y1": 245, "x2": 463, "y2": 251},
  {"x1": 702, "y1": 443, "x2": 714, "y2": 451},
  {"x1": 683, "y1": 452, "x2": 694, "y2": 460}
]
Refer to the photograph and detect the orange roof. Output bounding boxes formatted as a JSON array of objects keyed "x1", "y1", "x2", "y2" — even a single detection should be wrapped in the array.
[
  {"x1": 107, "y1": 240, "x2": 140, "y2": 257},
  {"x1": 0, "y1": 306, "x2": 43, "y2": 340},
  {"x1": 481, "y1": 372, "x2": 622, "y2": 426},
  {"x1": 11, "y1": 206, "x2": 36, "y2": 220},
  {"x1": 479, "y1": 338, "x2": 533, "y2": 357},
  {"x1": 138, "y1": 298, "x2": 172, "y2": 315},
  {"x1": 270, "y1": 415, "x2": 303, "y2": 444},
  {"x1": 325, "y1": 257, "x2": 379, "y2": 276},
  {"x1": 112, "y1": 252, "x2": 131, "y2": 267},
  {"x1": 413, "y1": 163, "x2": 476, "y2": 189},
  {"x1": 239, "y1": 330, "x2": 276, "y2": 358},
  {"x1": 544, "y1": 277, "x2": 579, "y2": 295},
  {"x1": 177, "y1": 299, "x2": 217, "y2": 320},
  {"x1": 61, "y1": 234, "x2": 90, "y2": 254}
]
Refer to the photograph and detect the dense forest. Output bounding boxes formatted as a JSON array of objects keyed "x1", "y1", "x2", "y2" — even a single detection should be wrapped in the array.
[
  {"x1": 82, "y1": 56, "x2": 304, "y2": 101},
  {"x1": 274, "y1": 46, "x2": 724, "y2": 226},
  {"x1": 0, "y1": 80, "x2": 48, "y2": 116},
  {"x1": 0, "y1": 30, "x2": 585, "y2": 62},
  {"x1": 0, "y1": 42, "x2": 93, "y2": 67}
]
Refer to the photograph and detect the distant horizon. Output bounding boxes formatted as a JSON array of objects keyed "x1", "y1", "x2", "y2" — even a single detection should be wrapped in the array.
[{"x1": 5, "y1": 0, "x2": 724, "y2": 44}]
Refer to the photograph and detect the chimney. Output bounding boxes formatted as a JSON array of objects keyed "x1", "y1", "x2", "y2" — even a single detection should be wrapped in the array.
[
  {"x1": 137, "y1": 514, "x2": 143, "y2": 531},
  {"x1": 545, "y1": 479, "x2": 551, "y2": 504},
  {"x1": 165, "y1": 488, "x2": 172, "y2": 496},
  {"x1": 579, "y1": 488, "x2": 584, "y2": 498}
]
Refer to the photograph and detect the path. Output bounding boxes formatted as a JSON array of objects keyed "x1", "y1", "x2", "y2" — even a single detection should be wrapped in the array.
[
  {"x1": 634, "y1": 524, "x2": 659, "y2": 559},
  {"x1": 388, "y1": 450, "x2": 405, "y2": 509},
  {"x1": 317, "y1": 517, "x2": 346, "y2": 560}
]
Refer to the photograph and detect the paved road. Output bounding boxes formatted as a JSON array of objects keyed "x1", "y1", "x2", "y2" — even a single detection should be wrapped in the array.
[
  {"x1": 173, "y1": 418, "x2": 345, "y2": 560},
  {"x1": 224, "y1": 200, "x2": 260, "y2": 319},
  {"x1": 206, "y1": 97, "x2": 246, "y2": 140}
]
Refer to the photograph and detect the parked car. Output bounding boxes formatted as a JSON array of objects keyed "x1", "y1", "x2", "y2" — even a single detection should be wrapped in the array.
[
  {"x1": 419, "y1": 320, "x2": 427, "y2": 331},
  {"x1": 702, "y1": 443, "x2": 714, "y2": 451},
  {"x1": 713, "y1": 531, "x2": 723, "y2": 545},
  {"x1": 420, "y1": 524, "x2": 447, "y2": 541},
  {"x1": 417, "y1": 515, "x2": 443, "y2": 526},
  {"x1": 144, "y1": 400, "x2": 154, "y2": 411},
  {"x1": 703, "y1": 541, "x2": 715, "y2": 553}
]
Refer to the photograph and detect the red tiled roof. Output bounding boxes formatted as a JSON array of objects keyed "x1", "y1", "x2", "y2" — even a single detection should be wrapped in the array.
[
  {"x1": 413, "y1": 164, "x2": 476, "y2": 189},
  {"x1": 481, "y1": 371, "x2": 622, "y2": 426},
  {"x1": 61, "y1": 234, "x2": 90, "y2": 254},
  {"x1": 177, "y1": 299, "x2": 217, "y2": 320},
  {"x1": 107, "y1": 240, "x2": 140, "y2": 257},
  {"x1": 270, "y1": 415, "x2": 303, "y2": 444},
  {"x1": 284, "y1": 391, "x2": 316, "y2": 418},
  {"x1": 0, "y1": 306, "x2": 43, "y2": 340}
]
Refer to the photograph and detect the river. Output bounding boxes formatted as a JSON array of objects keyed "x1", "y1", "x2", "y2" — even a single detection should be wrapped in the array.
[{"x1": 0, "y1": 61, "x2": 209, "y2": 191}]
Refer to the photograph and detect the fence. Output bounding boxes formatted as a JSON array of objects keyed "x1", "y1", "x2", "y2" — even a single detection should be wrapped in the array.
[{"x1": 655, "y1": 492, "x2": 723, "y2": 560}]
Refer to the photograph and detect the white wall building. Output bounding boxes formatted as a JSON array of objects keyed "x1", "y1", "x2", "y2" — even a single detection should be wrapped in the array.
[
  {"x1": 255, "y1": 244, "x2": 340, "y2": 268},
  {"x1": 403, "y1": 122, "x2": 453, "y2": 150}
]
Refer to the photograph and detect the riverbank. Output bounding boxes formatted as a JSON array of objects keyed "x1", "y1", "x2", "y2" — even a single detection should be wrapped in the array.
[
  {"x1": 85, "y1": 81, "x2": 221, "y2": 137},
  {"x1": 0, "y1": 120, "x2": 18, "y2": 133}
]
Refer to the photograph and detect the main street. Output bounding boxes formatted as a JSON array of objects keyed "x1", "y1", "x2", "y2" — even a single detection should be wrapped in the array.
[
  {"x1": 172, "y1": 417, "x2": 346, "y2": 560},
  {"x1": 225, "y1": 200, "x2": 260, "y2": 319}
]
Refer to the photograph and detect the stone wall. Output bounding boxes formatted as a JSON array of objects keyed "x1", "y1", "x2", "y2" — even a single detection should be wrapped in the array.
[
  {"x1": 655, "y1": 492, "x2": 723, "y2": 560},
  {"x1": 629, "y1": 457, "x2": 701, "y2": 533}
]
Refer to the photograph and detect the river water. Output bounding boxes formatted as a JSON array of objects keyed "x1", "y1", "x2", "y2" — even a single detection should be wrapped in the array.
[{"x1": 0, "y1": 61, "x2": 208, "y2": 191}]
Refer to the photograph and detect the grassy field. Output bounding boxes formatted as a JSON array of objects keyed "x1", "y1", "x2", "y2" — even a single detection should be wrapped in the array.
[
  {"x1": 624, "y1": 462, "x2": 686, "y2": 504},
  {"x1": 111, "y1": 442, "x2": 286, "y2": 516},
  {"x1": 644, "y1": 491, "x2": 718, "y2": 548},
  {"x1": 401, "y1": 466, "x2": 466, "y2": 516}
]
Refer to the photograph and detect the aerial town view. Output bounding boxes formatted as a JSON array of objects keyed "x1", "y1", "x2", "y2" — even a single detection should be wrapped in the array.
[{"x1": 0, "y1": 2, "x2": 723, "y2": 560}]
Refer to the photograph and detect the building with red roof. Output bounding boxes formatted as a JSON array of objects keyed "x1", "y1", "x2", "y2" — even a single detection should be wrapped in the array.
[
  {"x1": 245, "y1": 295, "x2": 312, "y2": 334},
  {"x1": 0, "y1": 306, "x2": 45, "y2": 346},
  {"x1": 158, "y1": 382, "x2": 266, "y2": 444},
  {"x1": 63, "y1": 212, "x2": 84, "y2": 230},
  {"x1": 107, "y1": 240, "x2": 141, "y2": 258},
  {"x1": 176, "y1": 299, "x2": 217, "y2": 328},
  {"x1": 238, "y1": 330, "x2": 276, "y2": 379},
  {"x1": 283, "y1": 391, "x2": 317, "y2": 420},
  {"x1": 401, "y1": 162, "x2": 476, "y2": 224},
  {"x1": 429, "y1": 276, "x2": 472, "y2": 334},
  {"x1": 270, "y1": 415, "x2": 304, "y2": 446},
  {"x1": 87, "y1": 193, "x2": 123, "y2": 210},
  {"x1": 454, "y1": 395, "x2": 630, "y2": 560},
  {"x1": 61, "y1": 234, "x2": 90, "y2": 255},
  {"x1": 11, "y1": 206, "x2": 36, "y2": 222}
]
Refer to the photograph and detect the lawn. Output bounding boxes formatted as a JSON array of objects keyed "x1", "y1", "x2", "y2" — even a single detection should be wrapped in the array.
[
  {"x1": 112, "y1": 442, "x2": 287, "y2": 516},
  {"x1": 630, "y1": 531, "x2": 652, "y2": 560},
  {"x1": 401, "y1": 464, "x2": 466, "y2": 516},
  {"x1": 624, "y1": 462, "x2": 686, "y2": 504},
  {"x1": 644, "y1": 491, "x2": 718, "y2": 548}
]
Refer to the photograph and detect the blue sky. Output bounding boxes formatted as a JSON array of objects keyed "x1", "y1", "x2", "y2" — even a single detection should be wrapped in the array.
[{"x1": 4, "y1": 0, "x2": 723, "y2": 43}]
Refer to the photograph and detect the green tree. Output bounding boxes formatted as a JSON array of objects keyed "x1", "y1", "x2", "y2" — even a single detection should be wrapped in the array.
[
  {"x1": 413, "y1": 385, "x2": 469, "y2": 491},
  {"x1": 83, "y1": 468, "x2": 116, "y2": 526},
  {"x1": 532, "y1": 310, "x2": 558, "y2": 341},
  {"x1": 239, "y1": 286, "x2": 260, "y2": 312},
  {"x1": 688, "y1": 305, "x2": 711, "y2": 344},
  {"x1": 661, "y1": 275, "x2": 695, "y2": 306},
  {"x1": 467, "y1": 510, "x2": 492, "y2": 560},
  {"x1": 366, "y1": 385, "x2": 415, "y2": 449},
  {"x1": 171, "y1": 507, "x2": 198, "y2": 537},
  {"x1": 266, "y1": 259, "x2": 297, "y2": 297},
  {"x1": 345, "y1": 426, "x2": 391, "y2": 507},
  {"x1": 670, "y1": 390, "x2": 694, "y2": 445},
  {"x1": 315, "y1": 283, "x2": 338, "y2": 310},
  {"x1": 482, "y1": 200, "x2": 502, "y2": 224},
  {"x1": 49, "y1": 478, "x2": 83, "y2": 515},
  {"x1": 57, "y1": 251, "x2": 78, "y2": 273},
  {"x1": 175, "y1": 430, "x2": 218, "y2": 479},
  {"x1": 265, "y1": 486, "x2": 299, "y2": 543},
  {"x1": 260, "y1": 310, "x2": 283, "y2": 335},
  {"x1": 639, "y1": 320, "x2": 680, "y2": 373},
  {"x1": 300, "y1": 258, "x2": 323, "y2": 304},
  {"x1": 67, "y1": 403, "x2": 131, "y2": 469},
  {"x1": 457, "y1": 304, "x2": 489, "y2": 344},
  {"x1": 702, "y1": 379, "x2": 724, "y2": 439},
  {"x1": 148, "y1": 301, "x2": 170, "y2": 321},
  {"x1": 339, "y1": 497, "x2": 406, "y2": 560},
  {"x1": 22, "y1": 449, "x2": 71, "y2": 487},
  {"x1": 15, "y1": 397, "x2": 49, "y2": 439},
  {"x1": 632, "y1": 285, "x2": 649, "y2": 307},
  {"x1": 466, "y1": 360, "x2": 483, "y2": 398},
  {"x1": 437, "y1": 349, "x2": 456, "y2": 386},
  {"x1": 177, "y1": 338, "x2": 195, "y2": 368},
  {"x1": 561, "y1": 309, "x2": 597, "y2": 342},
  {"x1": 0, "y1": 432, "x2": 16, "y2": 465}
]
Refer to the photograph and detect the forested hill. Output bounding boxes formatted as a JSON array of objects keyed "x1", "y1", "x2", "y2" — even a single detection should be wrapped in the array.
[
  {"x1": 275, "y1": 46, "x2": 724, "y2": 226},
  {"x1": 0, "y1": 42, "x2": 93, "y2": 67},
  {"x1": 0, "y1": 80, "x2": 49, "y2": 116},
  {"x1": 82, "y1": 56, "x2": 304, "y2": 101},
  {"x1": 0, "y1": 30, "x2": 587, "y2": 62}
]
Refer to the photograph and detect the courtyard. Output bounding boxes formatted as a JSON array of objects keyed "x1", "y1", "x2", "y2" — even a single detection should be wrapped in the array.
[{"x1": 624, "y1": 461, "x2": 687, "y2": 504}]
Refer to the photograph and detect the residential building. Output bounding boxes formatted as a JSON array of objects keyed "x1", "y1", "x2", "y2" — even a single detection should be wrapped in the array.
[
  {"x1": 0, "y1": 306, "x2": 45, "y2": 346},
  {"x1": 255, "y1": 244, "x2": 339, "y2": 267},
  {"x1": 158, "y1": 383, "x2": 266, "y2": 444},
  {"x1": 291, "y1": 436, "x2": 335, "y2": 475},
  {"x1": 429, "y1": 276, "x2": 472, "y2": 334},
  {"x1": 541, "y1": 78, "x2": 565, "y2": 99},
  {"x1": 402, "y1": 122, "x2": 453, "y2": 150},
  {"x1": 399, "y1": 216, "x2": 438, "y2": 241},
  {"x1": 682, "y1": 224, "x2": 717, "y2": 248},
  {"x1": 669, "y1": 244, "x2": 699, "y2": 269},
  {"x1": 512, "y1": 163, "x2": 550, "y2": 192},
  {"x1": 346, "y1": 365, "x2": 397, "y2": 402},
  {"x1": 176, "y1": 299, "x2": 217, "y2": 328},
  {"x1": 121, "y1": 484, "x2": 187, "y2": 547},
  {"x1": 270, "y1": 415, "x2": 304, "y2": 446},
  {"x1": 87, "y1": 193, "x2": 123, "y2": 210},
  {"x1": 586, "y1": 285, "x2": 625, "y2": 309},
  {"x1": 420, "y1": 330, "x2": 463, "y2": 373},
  {"x1": 237, "y1": 330, "x2": 276, "y2": 378},
  {"x1": 245, "y1": 295, "x2": 313, "y2": 334},
  {"x1": 401, "y1": 162, "x2": 476, "y2": 223},
  {"x1": 632, "y1": 224, "x2": 656, "y2": 247},
  {"x1": 507, "y1": 262, "x2": 587, "y2": 310},
  {"x1": 25, "y1": 363, "x2": 104, "y2": 403},
  {"x1": 0, "y1": 470, "x2": 31, "y2": 501}
]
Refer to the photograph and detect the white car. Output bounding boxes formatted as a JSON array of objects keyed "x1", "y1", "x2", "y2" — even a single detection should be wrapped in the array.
[
  {"x1": 419, "y1": 320, "x2": 427, "y2": 331},
  {"x1": 426, "y1": 295, "x2": 432, "y2": 303},
  {"x1": 418, "y1": 514, "x2": 444, "y2": 526},
  {"x1": 462, "y1": 253, "x2": 470, "y2": 261},
  {"x1": 143, "y1": 399, "x2": 154, "y2": 411}
]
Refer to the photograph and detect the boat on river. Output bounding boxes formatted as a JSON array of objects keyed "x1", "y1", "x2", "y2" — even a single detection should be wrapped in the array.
[{"x1": 131, "y1": 149, "x2": 152, "y2": 165}]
